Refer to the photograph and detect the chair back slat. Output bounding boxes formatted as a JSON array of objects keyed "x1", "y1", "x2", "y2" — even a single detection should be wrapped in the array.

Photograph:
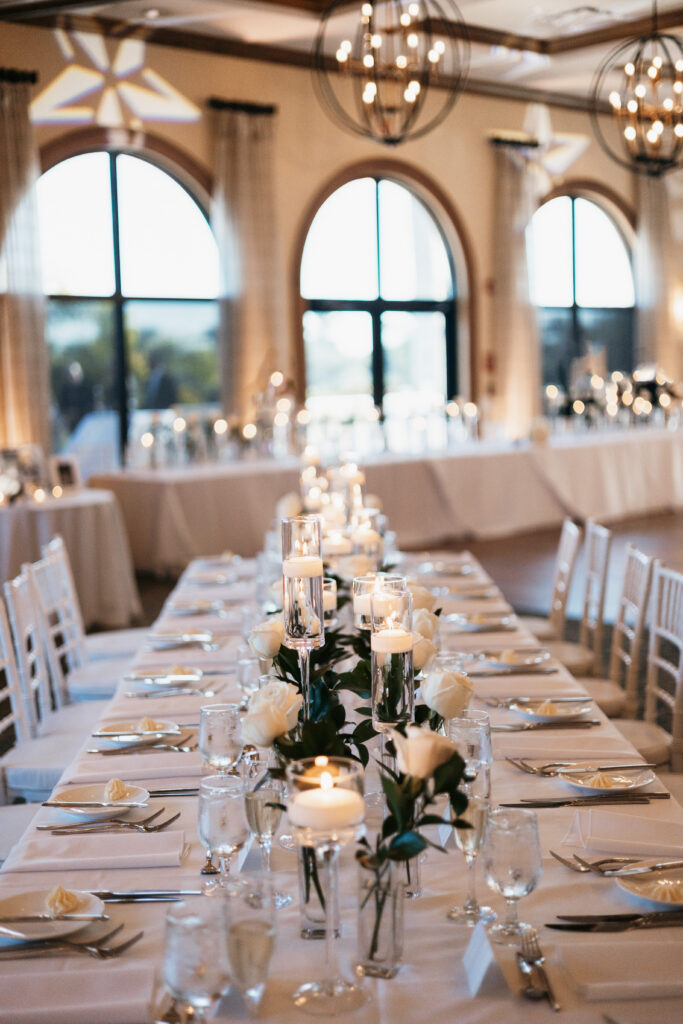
[
  {"x1": 0, "y1": 599, "x2": 32, "y2": 747},
  {"x1": 578, "y1": 520, "x2": 613, "y2": 675},
  {"x1": 3, "y1": 572, "x2": 53, "y2": 734},
  {"x1": 608, "y1": 544, "x2": 656, "y2": 719},
  {"x1": 643, "y1": 564, "x2": 683, "y2": 771},
  {"x1": 548, "y1": 518, "x2": 582, "y2": 637}
]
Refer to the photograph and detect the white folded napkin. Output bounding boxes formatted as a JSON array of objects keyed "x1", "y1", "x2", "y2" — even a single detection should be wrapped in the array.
[
  {"x1": 1, "y1": 964, "x2": 152, "y2": 1024},
  {"x1": 563, "y1": 809, "x2": 683, "y2": 856},
  {"x1": 2, "y1": 829, "x2": 186, "y2": 872},
  {"x1": 67, "y1": 748, "x2": 204, "y2": 784},
  {"x1": 558, "y1": 942, "x2": 683, "y2": 1000},
  {"x1": 493, "y1": 735, "x2": 635, "y2": 761}
]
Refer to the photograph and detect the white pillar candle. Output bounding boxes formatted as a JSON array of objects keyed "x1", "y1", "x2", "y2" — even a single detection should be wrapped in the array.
[
  {"x1": 289, "y1": 779, "x2": 365, "y2": 830},
  {"x1": 322, "y1": 533, "x2": 353, "y2": 557},
  {"x1": 354, "y1": 589, "x2": 401, "y2": 617},
  {"x1": 371, "y1": 627, "x2": 414, "y2": 654},
  {"x1": 323, "y1": 590, "x2": 337, "y2": 613},
  {"x1": 283, "y1": 556, "x2": 324, "y2": 578},
  {"x1": 352, "y1": 528, "x2": 381, "y2": 550}
]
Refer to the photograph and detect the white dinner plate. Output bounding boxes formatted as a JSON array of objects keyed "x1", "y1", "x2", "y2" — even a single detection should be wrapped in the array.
[
  {"x1": 418, "y1": 560, "x2": 474, "y2": 577},
  {"x1": 478, "y1": 648, "x2": 550, "y2": 669},
  {"x1": 93, "y1": 720, "x2": 181, "y2": 744},
  {"x1": 442, "y1": 613, "x2": 515, "y2": 632},
  {"x1": 0, "y1": 890, "x2": 104, "y2": 944},
  {"x1": 147, "y1": 631, "x2": 214, "y2": 645},
  {"x1": 124, "y1": 667, "x2": 203, "y2": 685},
  {"x1": 557, "y1": 764, "x2": 656, "y2": 793},
  {"x1": 185, "y1": 571, "x2": 236, "y2": 586},
  {"x1": 617, "y1": 867, "x2": 683, "y2": 909},
  {"x1": 166, "y1": 599, "x2": 226, "y2": 616},
  {"x1": 50, "y1": 783, "x2": 149, "y2": 821},
  {"x1": 507, "y1": 699, "x2": 593, "y2": 723}
]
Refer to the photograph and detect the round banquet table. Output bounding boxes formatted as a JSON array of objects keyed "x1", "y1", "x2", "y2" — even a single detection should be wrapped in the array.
[{"x1": 0, "y1": 488, "x2": 142, "y2": 629}]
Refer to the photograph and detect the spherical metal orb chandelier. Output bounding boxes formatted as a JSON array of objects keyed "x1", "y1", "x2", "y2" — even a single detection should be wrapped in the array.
[
  {"x1": 590, "y1": 3, "x2": 683, "y2": 176},
  {"x1": 313, "y1": 0, "x2": 469, "y2": 146}
]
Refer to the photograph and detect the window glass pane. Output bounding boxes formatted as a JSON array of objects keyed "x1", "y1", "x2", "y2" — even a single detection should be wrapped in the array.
[
  {"x1": 382, "y1": 311, "x2": 447, "y2": 406},
  {"x1": 576, "y1": 308, "x2": 635, "y2": 373},
  {"x1": 538, "y1": 308, "x2": 575, "y2": 387},
  {"x1": 303, "y1": 311, "x2": 373, "y2": 418},
  {"x1": 47, "y1": 299, "x2": 117, "y2": 465},
  {"x1": 117, "y1": 155, "x2": 219, "y2": 299},
  {"x1": 528, "y1": 196, "x2": 574, "y2": 307},
  {"x1": 378, "y1": 180, "x2": 452, "y2": 300},
  {"x1": 301, "y1": 179, "x2": 378, "y2": 299},
  {"x1": 574, "y1": 199, "x2": 634, "y2": 308},
  {"x1": 38, "y1": 153, "x2": 115, "y2": 296},
  {"x1": 124, "y1": 300, "x2": 220, "y2": 410}
]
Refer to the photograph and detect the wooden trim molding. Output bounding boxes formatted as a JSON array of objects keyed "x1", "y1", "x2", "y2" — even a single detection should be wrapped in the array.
[
  {"x1": 290, "y1": 157, "x2": 479, "y2": 404},
  {"x1": 542, "y1": 177, "x2": 637, "y2": 233}
]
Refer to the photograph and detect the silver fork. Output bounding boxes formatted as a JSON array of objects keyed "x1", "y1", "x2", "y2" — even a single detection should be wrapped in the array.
[
  {"x1": 49, "y1": 811, "x2": 181, "y2": 836},
  {"x1": 549, "y1": 849, "x2": 641, "y2": 873},
  {"x1": 0, "y1": 925, "x2": 144, "y2": 960},
  {"x1": 37, "y1": 808, "x2": 165, "y2": 832},
  {"x1": 519, "y1": 929, "x2": 560, "y2": 1011}
]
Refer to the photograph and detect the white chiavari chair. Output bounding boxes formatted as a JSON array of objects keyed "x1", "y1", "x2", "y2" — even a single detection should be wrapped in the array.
[
  {"x1": 616, "y1": 564, "x2": 683, "y2": 779},
  {"x1": 517, "y1": 518, "x2": 582, "y2": 642},
  {"x1": 573, "y1": 545, "x2": 656, "y2": 718},
  {"x1": 543, "y1": 520, "x2": 613, "y2": 677}
]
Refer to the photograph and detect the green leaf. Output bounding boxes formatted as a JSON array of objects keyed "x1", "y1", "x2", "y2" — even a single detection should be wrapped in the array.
[
  {"x1": 388, "y1": 831, "x2": 427, "y2": 861},
  {"x1": 432, "y1": 752, "x2": 466, "y2": 796},
  {"x1": 352, "y1": 719, "x2": 377, "y2": 744}
]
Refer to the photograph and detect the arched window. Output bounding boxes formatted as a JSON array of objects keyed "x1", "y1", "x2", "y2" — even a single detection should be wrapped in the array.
[
  {"x1": 300, "y1": 176, "x2": 458, "y2": 425},
  {"x1": 528, "y1": 193, "x2": 635, "y2": 386},
  {"x1": 37, "y1": 150, "x2": 219, "y2": 472}
]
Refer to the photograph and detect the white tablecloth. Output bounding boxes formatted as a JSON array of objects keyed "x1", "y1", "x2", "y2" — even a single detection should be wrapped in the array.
[
  {"x1": 0, "y1": 488, "x2": 141, "y2": 629},
  {"x1": 2, "y1": 551, "x2": 683, "y2": 1023},
  {"x1": 90, "y1": 429, "x2": 683, "y2": 572}
]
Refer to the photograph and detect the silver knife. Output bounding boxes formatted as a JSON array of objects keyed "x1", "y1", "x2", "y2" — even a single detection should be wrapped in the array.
[
  {"x1": 502, "y1": 796, "x2": 654, "y2": 808},
  {"x1": 558, "y1": 910, "x2": 683, "y2": 923},
  {"x1": 469, "y1": 668, "x2": 560, "y2": 677},
  {"x1": 0, "y1": 914, "x2": 109, "y2": 923},
  {"x1": 125, "y1": 688, "x2": 215, "y2": 699},
  {"x1": 42, "y1": 800, "x2": 147, "y2": 808},
  {"x1": 492, "y1": 719, "x2": 601, "y2": 731},
  {"x1": 89, "y1": 889, "x2": 203, "y2": 901},
  {"x1": 602, "y1": 859, "x2": 683, "y2": 876},
  {"x1": 86, "y1": 733, "x2": 193, "y2": 755},
  {"x1": 518, "y1": 792, "x2": 670, "y2": 805}
]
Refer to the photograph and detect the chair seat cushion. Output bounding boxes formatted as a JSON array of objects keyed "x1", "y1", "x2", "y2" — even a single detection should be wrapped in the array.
[
  {"x1": 37, "y1": 700, "x2": 109, "y2": 737},
  {"x1": 516, "y1": 614, "x2": 559, "y2": 642},
  {"x1": 0, "y1": 804, "x2": 40, "y2": 864},
  {"x1": 574, "y1": 676, "x2": 626, "y2": 718},
  {"x1": 66, "y1": 659, "x2": 130, "y2": 701},
  {"x1": 545, "y1": 641, "x2": 594, "y2": 677},
  {"x1": 1, "y1": 732, "x2": 82, "y2": 802},
  {"x1": 614, "y1": 719, "x2": 672, "y2": 766},
  {"x1": 85, "y1": 627, "x2": 147, "y2": 661}
]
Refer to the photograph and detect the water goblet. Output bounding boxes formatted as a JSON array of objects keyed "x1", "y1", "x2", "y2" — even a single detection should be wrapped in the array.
[
  {"x1": 244, "y1": 767, "x2": 292, "y2": 909},
  {"x1": 227, "y1": 874, "x2": 277, "y2": 1018},
  {"x1": 448, "y1": 709, "x2": 492, "y2": 790},
  {"x1": 198, "y1": 775, "x2": 250, "y2": 892},
  {"x1": 236, "y1": 646, "x2": 264, "y2": 709},
  {"x1": 483, "y1": 807, "x2": 542, "y2": 945},
  {"x1": 162, "y1": 898, "x2": 231, "y2": 1024},
  {"x1": 199, "y1": 703, "x2": 243, "y2": 774}
]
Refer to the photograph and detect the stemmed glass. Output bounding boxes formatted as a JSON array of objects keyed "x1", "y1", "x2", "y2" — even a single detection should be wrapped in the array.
[
  {"x1": 198, "y1": 775, "x2": 250, "y2": 892},
  {"x1": 226, "y1": 874, "x2": 277, "y2": 1018},
  {"x1": 448, "y1": 709, "x2": 492, "y2": 790},
  {"x1": 447, "y1": 769, "x2": 495, "y2": 926},
  {"x1": 236, "y1": 645, "x2": 264, "y2": 709},
  {"x1": 199, "y1": 703, "x2": 243, "y2": 773},
  {"x1": 244, "y1": 767, "x2": 292, "y2": 909},
  {"x1": 483, "y1": 808, "x2": 542, "y2": 945},
  {"x1": 161, "y1": 898, "x2": 231, "y2": 1024}
]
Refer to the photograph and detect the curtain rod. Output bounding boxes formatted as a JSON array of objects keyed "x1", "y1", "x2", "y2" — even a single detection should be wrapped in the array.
[
  {"x1": 0, "y1": 68, "x2": 38, "y2": 84},
  {"x1": 208, "y1": 97, "x2": 276, "y2": 115}
]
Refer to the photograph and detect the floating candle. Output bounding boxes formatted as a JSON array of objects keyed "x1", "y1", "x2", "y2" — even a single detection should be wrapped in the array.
[
  {"x1": 371, "y1": 627, "x2": 414, "y2": 654},
  {"x1": 283, "y1": 556, "x2": 324, "y2": 578},
  {"x1": 289, "y1": 771, "x2": 365, "y2": 830}
]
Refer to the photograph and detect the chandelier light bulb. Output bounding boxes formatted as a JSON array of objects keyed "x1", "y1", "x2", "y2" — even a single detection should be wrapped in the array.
[
  {"x1": 407, "y1": 33, "x2": 419, "y2": 47},
  {"x1": 400, "y1": 12, "x2": 411, "y2": 25},
  {"x1": 435, "y1": 40, "x2": 445, "y2": 54},
  {"x1": 428, "y1": 49, "x2": 439, "y2": 62},
  {"x1": 653, "y1": 54, "x2": 663, "y2": 67},
  {"x1": 361, "y1": 2, "x2": 372, "y2": 15},
  {"x1": 363, "y1": 53, "x2": 374, "y2": 67},
  {"x1": 648, "y1": 65, "x2": 658, "y2": 78},
  {"x1": 396, "y1": 54, "x2": 408, "y2": 68},
  {"x1": 627, "y1": 98, "x2": 638, "y2": 112},
  {"x1": 624, "y1": 125, "x2": 637, "y2": 140},
  {"x1": 336, "y1": 48, "x2": 348, "y2": 61},
  {"x1": 609, "y1": 91, "x2": 621, "y2": 107},
  {"x1": 625, "y1": 61, "x2": 635, "y2": 75},
  {"x1": 634, "y1": 83, "x2": 647, "y2": 97},
  {"x1": 371, "y1": 33, "x2": 382, "y2": 47},
  {"x1": 664, "y1": 96, "x2": 674, "y2": 109},
  {"x1": 409, "y1": 2, "x2": 419, "y2": 13}
]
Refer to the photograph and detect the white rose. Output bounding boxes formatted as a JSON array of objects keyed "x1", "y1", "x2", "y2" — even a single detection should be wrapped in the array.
[
  {"x1": 413, "y1": 608, "x2": 440, "y2": 640},
  {"x1": 248, "y1": 617, "x2": 285, "y2": 658},
  {"x1": 391, "y1": 724, "x2": 457, "y2": 779},
  {"x1": 420, "y1": 669, "x2": 473, "y2": 720},
  {"x1": 408, "y1": 583, "x2": 438, "y2": 612},
  {"x1": 412, "y1": 632, "x2": 437, "y2": 672},
  {"x1": 241, "y1": 702, "x2": 289, "y2": 748},
  {"x1": 251, "y1": 679, "x2": 303, "y2": 732},
  {"x1": 276, "y1": 492, "x2": 303, "y2": 519}
]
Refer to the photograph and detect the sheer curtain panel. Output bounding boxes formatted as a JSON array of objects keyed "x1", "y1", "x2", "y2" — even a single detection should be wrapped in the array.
[
  {"x1": 489, "y1": 141, "x2": 542, "y2": 441},
  {"x1": 0, "y1": 73, "x2": 50, "y2": 452},
  {"x1": 210, "y1": 101, "x2": 282, "y2": 423}
]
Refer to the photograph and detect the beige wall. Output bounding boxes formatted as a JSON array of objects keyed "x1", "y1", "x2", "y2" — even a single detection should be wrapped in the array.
[{"x1": 3, "y1": 21, "x2": 638, "y2": 404}]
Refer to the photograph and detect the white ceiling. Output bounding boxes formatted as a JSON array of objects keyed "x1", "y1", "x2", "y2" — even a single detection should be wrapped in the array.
[{"x1": 9, "y1": 0, "x2": 683, "y2": 102}]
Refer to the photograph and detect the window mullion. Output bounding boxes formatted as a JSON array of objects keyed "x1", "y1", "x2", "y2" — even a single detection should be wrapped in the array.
[{"x1": 109, "y1": 153, "x2": 128, "y2": 462}]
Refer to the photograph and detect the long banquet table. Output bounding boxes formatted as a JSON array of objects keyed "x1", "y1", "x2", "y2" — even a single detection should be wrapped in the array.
[
  {"x1": 89, "y1": 429, "x2": 683, "y2": 573},
  {"x1": 1, "y1": 553, "x2": 683, "y2": 1023}
]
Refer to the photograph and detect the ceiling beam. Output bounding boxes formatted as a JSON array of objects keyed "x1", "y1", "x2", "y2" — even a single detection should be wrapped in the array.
[{"x1": 546, "y1": 5, "x2": 683, "y2": 53}]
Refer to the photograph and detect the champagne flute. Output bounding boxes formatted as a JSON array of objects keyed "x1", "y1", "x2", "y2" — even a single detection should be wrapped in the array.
[
  {"x1": 162, "y1": 898, "x2": 231, "y2": 1024},
  {"x1": 236, "y1": 646, "x2": 263, "y2": 709},
  {"x1": 227, "y1": 874, "x2": 276, "y2": 1018},
  {"x1": 244, "y1": 771, "x2": 292, "y2": 909},
  {"x1": 198, "y1": 775, "x2": 250, "y2": 892},
  {"x1": 483, "y1": 808, "x2": 542, "y2": 945},
  {"x1": 447, "y1": 790, "x2": 495, "y2": 926},
  {"x1": 199, "y1": 703, "x2": 243, "y2": 773}
]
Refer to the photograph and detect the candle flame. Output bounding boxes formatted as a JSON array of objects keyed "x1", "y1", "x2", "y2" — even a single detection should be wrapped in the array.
[
  {"x1": 314, "y1": 756, "x2": 328, "y2": 767},
  {"x1": 320, "y1": 771, "x2": 334, "y2": 791}
]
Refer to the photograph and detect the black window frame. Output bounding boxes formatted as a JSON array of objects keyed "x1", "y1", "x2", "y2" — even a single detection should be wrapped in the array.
[{"x1": 302, "y1": 176, "x2": 459, "y2": 409}]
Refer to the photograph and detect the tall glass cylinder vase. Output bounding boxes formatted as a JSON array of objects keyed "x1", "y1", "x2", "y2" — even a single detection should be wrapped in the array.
[
  {"x1": 352, "y1": 573, "x2": 407, "y2": 632},
  {"x1": 357, "y1": 860, "x2": 404, "y2": 979},
  {"x1": 282, "y1": 516, "x2": 325, "y2": 721},
  {"x1": 370, "y1": 590, "x2": 414, "y2": 731},
  {"x1": 296, "y1": 845, "x2": 340, "y2": 940}
]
